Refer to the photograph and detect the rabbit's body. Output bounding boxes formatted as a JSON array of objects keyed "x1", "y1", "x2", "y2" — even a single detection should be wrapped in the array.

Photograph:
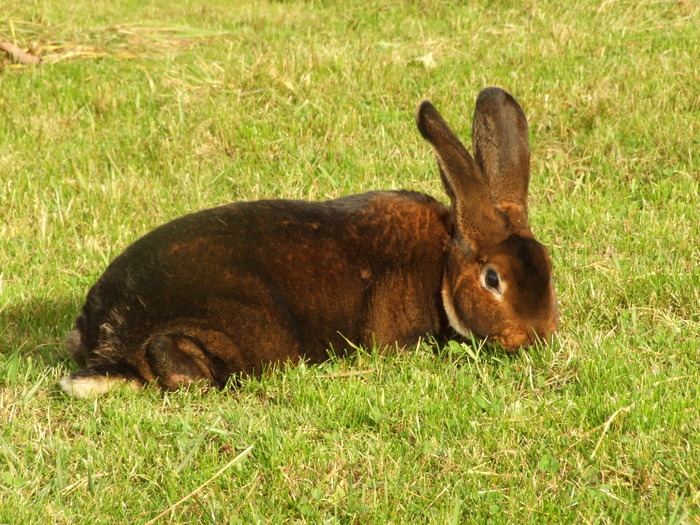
[
  {"x1": 64, "y1": 191, "x2": 451, "y2": 395},
  {"x1": 61, "y1": 88, "x2": 559, "y2": 397}
]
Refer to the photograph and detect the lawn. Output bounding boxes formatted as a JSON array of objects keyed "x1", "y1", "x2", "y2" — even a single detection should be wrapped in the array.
[{"x1": 1, "y1": 0, "x2": 698, "y2": 522}]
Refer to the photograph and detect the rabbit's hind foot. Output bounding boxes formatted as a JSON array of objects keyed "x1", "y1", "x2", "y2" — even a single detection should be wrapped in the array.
[{"x1": 145, "y1": 333, "x2": 223, "y2": 391}]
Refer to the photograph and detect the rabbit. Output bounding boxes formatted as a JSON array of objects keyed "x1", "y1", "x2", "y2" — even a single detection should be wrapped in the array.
[{"x1": 60, "y1": 87, "x2": 558, "y2": 398}]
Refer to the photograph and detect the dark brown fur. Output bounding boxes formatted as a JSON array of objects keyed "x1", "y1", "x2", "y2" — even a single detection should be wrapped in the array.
[{"x1": 61, "y1": 88, "x2": 558, "y2": 396}]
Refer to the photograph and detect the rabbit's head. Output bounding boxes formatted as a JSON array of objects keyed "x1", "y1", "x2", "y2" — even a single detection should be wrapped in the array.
[{"x1": 417, "y1": 88, "x2": 558, "y2": 350}]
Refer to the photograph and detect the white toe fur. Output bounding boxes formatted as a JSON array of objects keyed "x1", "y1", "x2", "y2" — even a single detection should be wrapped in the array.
[{"x1": 60, "y1": 375, "x2": 139, "y2": 398}]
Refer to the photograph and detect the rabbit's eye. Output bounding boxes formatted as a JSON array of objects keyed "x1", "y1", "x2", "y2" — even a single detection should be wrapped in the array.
[{"x1": 484, "y1": 268, "x2": 501, "y2": 292}]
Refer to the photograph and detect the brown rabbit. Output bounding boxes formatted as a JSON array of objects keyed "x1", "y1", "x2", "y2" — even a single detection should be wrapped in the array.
[{"x1": 60, "y1": 87, "x2": 558, "y2": 397}]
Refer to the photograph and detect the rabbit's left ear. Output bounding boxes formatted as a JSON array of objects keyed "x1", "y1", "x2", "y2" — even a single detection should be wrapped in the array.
[
  {"x1": 416, "y1": 100, "x2": 497, "y2": 238},
  {"x1": 472, "y1": 88, "x2": 531, "y2": 231}
]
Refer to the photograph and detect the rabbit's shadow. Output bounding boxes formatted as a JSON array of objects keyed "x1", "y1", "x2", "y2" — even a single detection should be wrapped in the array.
[{"x1": 1, "y1": 294, "x2": 80, "y2": 365}]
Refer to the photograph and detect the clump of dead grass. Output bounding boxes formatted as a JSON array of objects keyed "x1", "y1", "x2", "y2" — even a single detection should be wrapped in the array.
[{"x1": 2, "y1": 18, "x2": 227, "y2": 67}]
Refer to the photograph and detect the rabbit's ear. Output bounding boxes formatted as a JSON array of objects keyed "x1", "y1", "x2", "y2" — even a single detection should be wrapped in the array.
[
  {"x1": 416, "y1": 101, "x2": 495, "y2": 237},
  {"x1": 472, "y1": 87, "x2": 531, "y2": 230}
]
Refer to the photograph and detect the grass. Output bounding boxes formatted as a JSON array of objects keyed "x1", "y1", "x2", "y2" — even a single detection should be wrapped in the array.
[{"x1": 1, "y1": 0, "x2": 699, "y2": 522}]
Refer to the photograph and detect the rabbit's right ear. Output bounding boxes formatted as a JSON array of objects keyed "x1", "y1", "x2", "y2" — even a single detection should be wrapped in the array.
[
  {"x1": 416, "y1": 101, "x2": 497, "y2": 238},
  {"x1": 472, "y1": 87, "x2": 531, "y2": 231}
]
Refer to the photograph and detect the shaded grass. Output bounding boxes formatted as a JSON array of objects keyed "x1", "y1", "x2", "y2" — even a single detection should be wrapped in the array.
[{"x1": 1, "y1": 0, "x2": 699, "y2": 522}]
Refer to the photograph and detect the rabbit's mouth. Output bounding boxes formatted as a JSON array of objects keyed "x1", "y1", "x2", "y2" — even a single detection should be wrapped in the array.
[
  {"x1": 447, "y1": 329, "x2": 514, "y2": 352},
  {"x1": 491, "y1": 336, "x2": 527, "y2": 353},
  {"x1": 444, "y1": 325, "x2": 521, "y2": 352},
  {"x1": 491, "y1": 325, "x2": 556, "y2": 351},
  {"x1": 447, "y1": 327, "x2": 548, "y2": 353}
]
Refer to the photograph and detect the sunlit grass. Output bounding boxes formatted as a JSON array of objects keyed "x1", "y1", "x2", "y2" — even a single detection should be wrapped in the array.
[{"x1": 1, "y1": 0, "x2": 698, "y2": 522}]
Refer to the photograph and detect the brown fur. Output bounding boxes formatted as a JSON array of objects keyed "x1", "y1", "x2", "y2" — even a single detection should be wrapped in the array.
[{"x1": 61, "y1": 88, "x2": 558, "y2": 396}]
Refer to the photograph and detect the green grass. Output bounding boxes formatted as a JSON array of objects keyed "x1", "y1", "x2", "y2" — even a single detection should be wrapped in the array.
[{"x1": 1, "y1": 0, "x2": 699, "y2": 522}]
